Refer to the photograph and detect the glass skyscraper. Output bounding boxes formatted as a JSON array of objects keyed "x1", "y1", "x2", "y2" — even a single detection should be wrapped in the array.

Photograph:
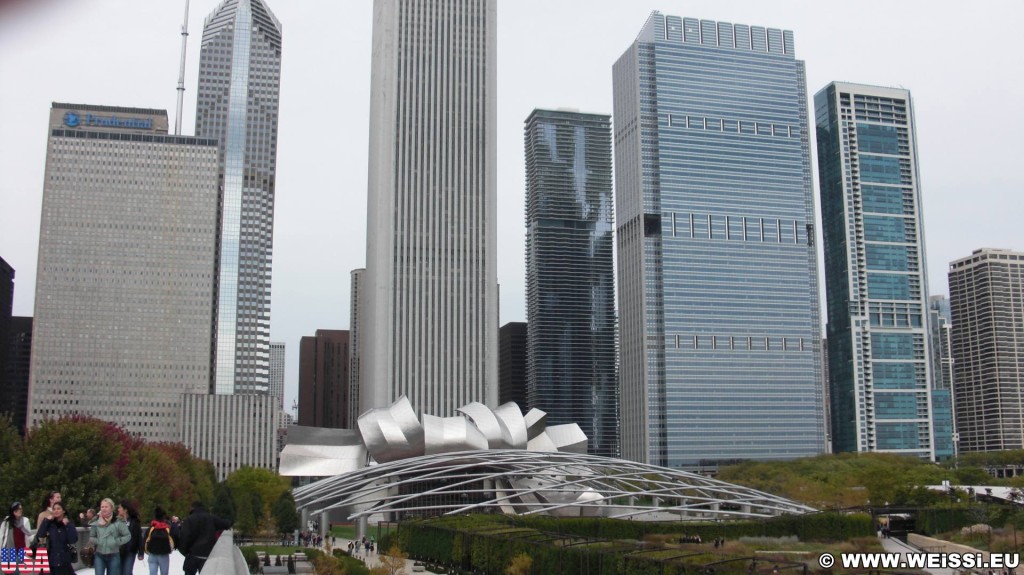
[
  {"x1": 816, "y1": 82, "x2": 935, "y2": 459},
  {"x1": 196, "y1": 0, "x2": 282, "y2": 395},
  {"x1": 363, "y1": 0, "x2": 498, "y2": 417},
  {"x1": 524, "y1": 109, "x2": 618, "y2": 457},
  {"x1": 928, "y1": 295, "x2": 955, "y2": 460},
  {"x1": 613, "y1": 13, "x2": 825, "y2": 468}
]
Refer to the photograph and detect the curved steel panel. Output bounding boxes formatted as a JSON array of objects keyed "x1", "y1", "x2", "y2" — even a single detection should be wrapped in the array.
[
  {"x1": 358, "y1": 396, "x2": 425, "y2": 463},
  {"x1": 457, "y1": 401, "x2": 512, "y2": 448},
  {"x1": 524, "y1": 408, "x2": 547, "y2": 440},
  {"x1": 546, "y1": 423, "x2": 588, "y2": 453},
  {"x1": 493, "y1": 403, "x2": 528, "y2": 449},
  {"x1": 423, "y1": 414, "x2": 489, "y2": 454}
]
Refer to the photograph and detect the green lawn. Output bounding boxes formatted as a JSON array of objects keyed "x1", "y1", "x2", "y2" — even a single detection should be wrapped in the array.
[
  {"x1": 330, "y1": 524, "x2": 396, "y2": 541},
  {"x1": 330, "y1": 524, "x2": 358, "y2": 540}
]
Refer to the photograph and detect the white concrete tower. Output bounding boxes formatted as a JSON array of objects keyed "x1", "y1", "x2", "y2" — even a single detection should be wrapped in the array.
[{"x1": 363, "y1": 0, "x2": 498, "y2": 416}]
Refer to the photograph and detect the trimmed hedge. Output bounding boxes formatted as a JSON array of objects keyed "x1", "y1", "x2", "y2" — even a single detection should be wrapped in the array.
[
  {"x1": 916, "y1": 506, "x2": 1012, "y2": 536},
  {"x1": 391, "y1": 513, "x2": 871, "y2": 575}
]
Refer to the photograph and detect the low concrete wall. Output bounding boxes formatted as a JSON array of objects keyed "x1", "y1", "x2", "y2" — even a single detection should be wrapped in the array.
[
  {"x1": 908, "y1": 532, "x2": 989, "y2": 560},
  {"x1": 201, "y1": 530, "x2": 248, "y2": 575}
]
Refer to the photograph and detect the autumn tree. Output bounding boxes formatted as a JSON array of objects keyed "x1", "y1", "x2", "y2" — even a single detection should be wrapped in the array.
[
  {"x1": 506, "y1": 553, "x2": 532, "y2": 575},
  {"x1": 0, "y1": 416, "x2": 216, "y2": 521},
  {"x1": 373, "y1": 544, "x2": 408, "y2": 575}
]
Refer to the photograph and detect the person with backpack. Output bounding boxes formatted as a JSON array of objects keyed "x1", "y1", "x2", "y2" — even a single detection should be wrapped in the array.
[{"x1": 141, "y1": 507, "x2": 177, "y2": 575}]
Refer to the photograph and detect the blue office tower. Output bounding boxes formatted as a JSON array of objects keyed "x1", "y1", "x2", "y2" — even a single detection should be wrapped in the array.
[
  {"x1": 929, "y1": 296, "x2": 955, "y2": 460},
  {"x1": 816, "y1": 82, "x2": 936, "y2": 459},
  {"x1": 524, "y1": 109, "x2": 618, "y2": 457},
  {"x1": 613, "y1": 13, "x2": 826, "y2": 468}
]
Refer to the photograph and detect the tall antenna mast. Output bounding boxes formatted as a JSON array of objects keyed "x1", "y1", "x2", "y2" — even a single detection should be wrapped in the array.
[{"x1": 174, "y1": 0, "x2": 191, "y2": 135}]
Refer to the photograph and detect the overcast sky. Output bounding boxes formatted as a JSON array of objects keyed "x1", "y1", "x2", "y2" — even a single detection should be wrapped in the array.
[{"x1": 2, "y1": 0, "x2": 1021, "y2": 415}]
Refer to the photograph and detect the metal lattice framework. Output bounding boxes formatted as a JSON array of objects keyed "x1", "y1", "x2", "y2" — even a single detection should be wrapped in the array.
[{"x1": 293, "y1": 449, "x2": 815, "y2": 522}]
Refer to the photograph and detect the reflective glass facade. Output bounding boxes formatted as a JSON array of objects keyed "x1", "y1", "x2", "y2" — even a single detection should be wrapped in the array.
[
  {"x1": 524, "y1": 110, "x2": 618, "y2": 457},
  {"x1": 613, "y1": 13, "x2": 825, "y2": 468},
  {"x1": 949, "y1": 249, "x2": 1024, "y2": 453},
  {"x1": 928, "y1": 295, "x2": 955, "y2": 460},
  {"x1": 196, "y1": 0, "x2": 282, "y2": 394},
  {"x1": 816, "y1": 82, "x2": 935, "y2": 459}
]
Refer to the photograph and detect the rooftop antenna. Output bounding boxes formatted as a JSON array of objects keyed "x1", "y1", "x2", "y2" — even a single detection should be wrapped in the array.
[{"x1": 174, "y1": 0, "x2": 190, "y2": 135}]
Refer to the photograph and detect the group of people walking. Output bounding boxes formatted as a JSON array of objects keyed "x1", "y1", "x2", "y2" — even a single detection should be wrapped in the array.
[{"x1": 2, "y1": 492, "x2": 231, "y2": 575}]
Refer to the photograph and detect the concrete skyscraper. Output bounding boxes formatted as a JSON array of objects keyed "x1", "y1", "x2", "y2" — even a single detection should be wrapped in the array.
[
  {"x1": 613, "y1": 13, "x2": 825, "y2": 468},
  {"x1": 298, "y1": 330, "x2": 350, "y2": 429},
  {"x1": 816, "y1": 82, "x2": 936, "y2": 459},
  {"x1": 269, "y1": 341, "x2": 285, "y2": 409},
  {"x1": 28, "y1": 103, "x2": 219, "y2": 441},
  {"x1": 363, "y1": 0, "x2": 498, "y2": 417},
  {"x1": 524, "y1": 109, "x2": 618, "y2": 457},
  {"x1": 349, "y1": 268, "x2": 364, "y2": 427},
  {"x1": 196, "y1": 0, "x2": 283, "y2": 395},
  {"x1": 949, "y1": 248, "x2": 1024, "y2": 453}
]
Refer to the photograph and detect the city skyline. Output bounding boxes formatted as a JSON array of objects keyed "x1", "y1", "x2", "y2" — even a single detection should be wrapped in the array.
[{"x1": 2, "y1": 1, "x2": 1021, "y2": 414}]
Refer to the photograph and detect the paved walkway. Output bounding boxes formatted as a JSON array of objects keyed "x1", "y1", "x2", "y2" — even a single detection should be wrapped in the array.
[
  {"x1": 334, "y1": 538, "x2": 428, "y2": 573},
  {"x1": 879, "y1": 536, "x2": 957, "y2": 575}
]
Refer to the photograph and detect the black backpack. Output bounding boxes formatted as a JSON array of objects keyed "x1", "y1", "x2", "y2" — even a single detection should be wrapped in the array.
[{"x1": 145, "y1": 526, "x2": 174, "y2": 555}]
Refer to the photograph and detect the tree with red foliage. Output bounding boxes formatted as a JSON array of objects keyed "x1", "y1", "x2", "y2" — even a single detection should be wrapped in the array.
[{"x1": 0, "y1": 416, "x2": 214, "y2": 521}]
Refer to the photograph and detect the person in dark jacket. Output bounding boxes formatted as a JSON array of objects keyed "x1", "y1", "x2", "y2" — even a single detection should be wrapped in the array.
[
  {"x1": 117, "y1": 501, "x2": 142, "y2": 575},
  {"x1": 34, "y1": 502, "x2": 78, "y2": 575},
  {"x1": 178, "y1": 502, "x2": 232, "y2": 575}
]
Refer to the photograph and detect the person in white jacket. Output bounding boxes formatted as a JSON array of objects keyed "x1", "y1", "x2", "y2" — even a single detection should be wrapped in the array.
[{"x1": 1, "y1": 501, "x2": 35, "y2": 549}]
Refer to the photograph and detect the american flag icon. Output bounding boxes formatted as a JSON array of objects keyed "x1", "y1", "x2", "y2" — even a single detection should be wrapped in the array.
[
  {"x1": 0, "y1": 548, "x2": 49, "y2": 574},
  {"x1": 1, "y1": 547, "x2": 25, "y2": 574},
  {"x1": 27, "y1": 548, "x2": 50, "y2": 573}
]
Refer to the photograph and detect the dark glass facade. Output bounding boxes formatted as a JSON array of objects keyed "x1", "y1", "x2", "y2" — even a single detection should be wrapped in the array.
[
  {"x1": 0, "y1": 258, "x2": 16, "y2": 431},
  {"x1": 524, "y1": 108, "x2": 618, "y2": 456},
  {"x1": 614, "y1": 14, "x2": 825, "y2": 467},
  {"x1": 196, "y1": 0, "x2": 282, "y2": 395},
  {"x1": 4, "y1": 317, "x2": 31, "y2": 435},
  {"x1": 498, "y1": 322, "x2": 527, "y2": 408},
  {"x1": 816, "y1": 82, "x2": 935, "y2": 459},
  {"x1": 524, "y1": 109, "x2": 618, "y2": 457}
]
